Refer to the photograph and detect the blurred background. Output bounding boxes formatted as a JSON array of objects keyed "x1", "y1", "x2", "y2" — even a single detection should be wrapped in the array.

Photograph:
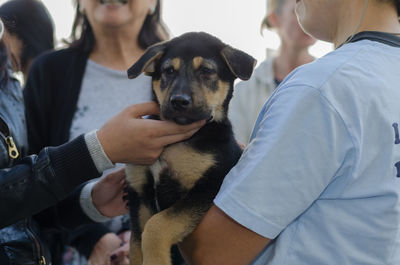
[{"x1": 0, "y1": 0, "x2": 333, "y2": 65}]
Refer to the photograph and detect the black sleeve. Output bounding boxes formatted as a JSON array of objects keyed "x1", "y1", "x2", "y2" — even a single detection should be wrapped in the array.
[{"x1": 0, "y1": 135, "x2": 101, "y2": 228}]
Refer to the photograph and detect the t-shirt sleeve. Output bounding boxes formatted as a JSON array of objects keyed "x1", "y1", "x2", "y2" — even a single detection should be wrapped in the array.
[{"x1": 214, "y1": 84, "x2": 354, "y2": 239}]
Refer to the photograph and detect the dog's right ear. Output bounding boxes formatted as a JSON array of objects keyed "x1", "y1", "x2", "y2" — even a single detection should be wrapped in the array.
[
  {"x1": 221, "y1": 46, "x2": 257, "y2": 81},
  {"x1": 127, "y1": 42, "x2": 166, "y2": 79}
]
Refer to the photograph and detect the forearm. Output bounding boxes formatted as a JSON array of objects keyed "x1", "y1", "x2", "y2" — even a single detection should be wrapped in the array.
[
  {"x1": 179, "y1": 205, "x2": 270, "y2": 265},
  {"x1": 0, "y1": 135, "x2": 101, "y2": 228}
]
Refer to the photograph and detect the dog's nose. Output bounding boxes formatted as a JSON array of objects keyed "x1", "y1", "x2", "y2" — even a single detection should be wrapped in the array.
[{"x1": 170, "y1": 94, "x2": 191, "y2": 110}]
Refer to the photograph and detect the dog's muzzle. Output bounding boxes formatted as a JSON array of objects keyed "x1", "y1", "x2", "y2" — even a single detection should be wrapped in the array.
[{"x1": 170, "y1": 94, "x2": 192, "y2": 111}]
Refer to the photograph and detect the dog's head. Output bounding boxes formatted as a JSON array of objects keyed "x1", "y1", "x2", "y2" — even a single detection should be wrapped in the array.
[{"x1": 127, "y1": 32, "x2": 256, "y2": 125}]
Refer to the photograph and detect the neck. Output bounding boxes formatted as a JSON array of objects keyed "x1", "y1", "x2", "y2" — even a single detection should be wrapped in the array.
[
  {"x1": 333, "y1": 0, "x2": 400, "y2": 48},
  {"x1": 90, "y1": 24, "x2": 145, "y2": 70},
  {"x1": 274, "y1": 43, "x2": 313, "y2": 81}
]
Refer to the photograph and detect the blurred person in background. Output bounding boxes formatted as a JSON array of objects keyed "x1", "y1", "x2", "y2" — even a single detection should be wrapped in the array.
[
  {"x1": 23, "y1": 0, "x2": 186, "y2": 264},
  {"x1": 229, "y1": 0, "x2": 316, "y2": 144},
  {"x1": 0, "y1": 0, "x2": 54, "y2": 83}
]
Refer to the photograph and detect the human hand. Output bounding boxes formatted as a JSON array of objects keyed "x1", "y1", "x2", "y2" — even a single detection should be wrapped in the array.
[
  {"x1": 110, "y1": 231, "x2": 130, "y2": 265},
  {"x1": 110, "y1": 241, "x2": 130, "y2": 265},
  {"x1": 97, "y1": 102, "x2": 205, "y2": 165},
  {"x1": 92, "y1": 168, "x2": 128, "y2": 218},
  {"x1": 118, "y1": 230, "x2": 131, "y2": 244},
  {"x1": 88, "y1": 233, "x2": 122, "y2": 265}
]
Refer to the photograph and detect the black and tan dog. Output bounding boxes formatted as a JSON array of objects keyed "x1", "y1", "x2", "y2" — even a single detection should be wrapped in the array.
[{"x1": 125, "y1": 32, "x2": 256, "y2": 265}]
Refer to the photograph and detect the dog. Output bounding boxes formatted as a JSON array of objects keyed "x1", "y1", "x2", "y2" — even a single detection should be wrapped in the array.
[{"x1": 125, "y1": 32, "x2": 256, "y2": 265}]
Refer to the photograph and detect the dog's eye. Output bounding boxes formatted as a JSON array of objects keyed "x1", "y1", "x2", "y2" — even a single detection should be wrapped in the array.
[
  {"x1": 200, "y1": 66, "x2": 215, "y2": 75},
  {"x1": 164, "y1": 67, "x2": 176, "y2": 75}
]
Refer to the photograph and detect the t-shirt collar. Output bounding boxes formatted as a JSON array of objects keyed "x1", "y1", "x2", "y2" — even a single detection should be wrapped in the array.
[{"x1": 345, "y1": 31, "x2": 400, "y2": 48}]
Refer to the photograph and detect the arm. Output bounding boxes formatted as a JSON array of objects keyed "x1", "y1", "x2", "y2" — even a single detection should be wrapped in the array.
[
  {"x1": 0, "y1": 135, "x2": 100, "y2": 228},
  {"x1": 179, "y1": 205, "x2": 270, "y2": 265}
]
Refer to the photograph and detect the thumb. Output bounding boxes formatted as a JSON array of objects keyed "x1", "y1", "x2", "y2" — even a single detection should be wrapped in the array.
[
  {"x1": 104, "y1": 168, "x2": 126, "y2": 183},
  {"x1": 126, "y1": 102, "x2": 160, "y2": 118}
]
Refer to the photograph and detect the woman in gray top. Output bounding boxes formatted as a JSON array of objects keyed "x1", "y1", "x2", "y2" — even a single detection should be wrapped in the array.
[{"x1": 24, "y1": 0, "x2": 175, "y2": 264}]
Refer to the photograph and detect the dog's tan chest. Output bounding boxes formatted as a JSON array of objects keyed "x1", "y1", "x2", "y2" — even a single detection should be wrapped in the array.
[{"x1": 151, "y1": 142, "x2": 216, "y2": 190}]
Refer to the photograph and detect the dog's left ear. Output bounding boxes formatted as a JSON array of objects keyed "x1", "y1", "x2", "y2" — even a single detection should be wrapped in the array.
[
  {"x1": 127, "y1": 42, "x2": 167, "y2": 79},
  {"x1": 221, "y1": 46, "x2": 257, "y2": 81}
]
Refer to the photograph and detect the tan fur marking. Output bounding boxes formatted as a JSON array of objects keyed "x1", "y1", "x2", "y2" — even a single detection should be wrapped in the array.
[
  {"x1": 160, "y1": 143, "x2": 215, "y2": 189},
  {"x1": 142, "y1": 210, "x2": 194, "y2": 265},
  {"x1": 152, "y1": 79, "x2": 167, "y2": 107},
  {"x1": 192, "y1": 56, "x2": 204, "y2": 70},
  {"x1": 125, "y1": 165, "x2": 148, "y2": 196},
  {"x1": 143, "y1": 52, "x2": 163, "y2": 75},
  {"x1": 203, "y1": 80, "x2": 230, "y2": 122},
  {"x1": 171, "y1": 58, "x2": 181, "y2": 70}
]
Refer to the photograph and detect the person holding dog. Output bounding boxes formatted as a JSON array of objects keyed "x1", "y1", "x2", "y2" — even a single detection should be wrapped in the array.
[
  {"x1": 179, "y1": 0, "x2": 400, "y2": 264},
  {"x1": 0, "y1": 15, "x2": 204, "y2": 265},
  {"x1": 23, "y1": 0, "x2": 184, "y2": 264},
  {"x1": 229, "y1": 0, "x2": 316, "y2": 144}
]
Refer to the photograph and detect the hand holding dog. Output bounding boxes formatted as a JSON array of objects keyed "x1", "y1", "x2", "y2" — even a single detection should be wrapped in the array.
[
  {"x1": 97, "y1": 102, "x2": 205, "y2": 165},
  {"x1": 92, "y1": 168, "x2": 128, "y2": 217}
]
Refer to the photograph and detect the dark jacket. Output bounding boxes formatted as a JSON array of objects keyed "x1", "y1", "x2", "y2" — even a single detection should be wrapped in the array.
[
  {"x1": 0, "y1": 66, "x2": 101, "y2": 264},
  {"x1": 24, "y1": 47, "x2": 112, "y2": 260}
]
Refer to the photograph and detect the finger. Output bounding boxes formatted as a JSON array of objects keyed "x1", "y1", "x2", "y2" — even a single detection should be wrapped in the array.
[
  {"x1": 110, "y1": 244, "x2": 130, "y2": 264},
  {"x1": 118, "y1": 231, "x2": 131, "y2": 243},
  {"x1": 151, "y1": 119, "x2": 206, "y2": 137},
  {"x1": 125, "y1": 102, "x2": 160, "y2": 118},
  {"x1": 104, "y1": 169, "x2": 126, "y2": 184},
  {"x1": 156, "y1": 127, "x2": 201, "y2": 146}
]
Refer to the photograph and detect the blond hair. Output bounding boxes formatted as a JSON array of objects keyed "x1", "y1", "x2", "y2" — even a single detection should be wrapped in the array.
[{"x1": 261, "y1": 0, "x2": 288, "y2": 29}]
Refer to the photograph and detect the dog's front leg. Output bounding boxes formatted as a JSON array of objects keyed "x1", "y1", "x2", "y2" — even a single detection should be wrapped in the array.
[
  {"x1": 126, "y1": 165, "x2": 153, "y2": 265},
  {"x1": 141, "y1": 198, "x2": 210, "y2": 265}
]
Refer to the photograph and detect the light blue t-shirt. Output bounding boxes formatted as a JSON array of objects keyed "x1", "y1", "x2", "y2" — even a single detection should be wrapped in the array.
[{"x1": 215, "y1": 33, "x2": 400, "y2": 265}]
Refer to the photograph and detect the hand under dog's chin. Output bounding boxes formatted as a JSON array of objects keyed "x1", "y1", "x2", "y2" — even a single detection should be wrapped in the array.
[
  {"x1": 172, "y1": 117, "x2": 196, "y2": 125},
  {"x1": 162, "y1": 107, "x2": 213, "y2": 125},
  {"x1": 164, "y1": 112, "x2": 212, "y2": 125}
]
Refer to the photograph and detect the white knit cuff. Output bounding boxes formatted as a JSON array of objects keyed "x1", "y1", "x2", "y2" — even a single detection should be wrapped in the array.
[
  {"x1": 80, "y1": 179, "x2": 112, "y2": 222},
  {"x1": 84, "y1": 130, "x2": 114, "y2": 173}
]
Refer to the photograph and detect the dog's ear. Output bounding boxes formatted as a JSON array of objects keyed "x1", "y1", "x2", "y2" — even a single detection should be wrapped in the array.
[
  {"x1": 127, "y1": 42, "x2": 166, "y2": 79},
  {"x1": 221, "y1": 46, "x2": 257, "y2": 81}
]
